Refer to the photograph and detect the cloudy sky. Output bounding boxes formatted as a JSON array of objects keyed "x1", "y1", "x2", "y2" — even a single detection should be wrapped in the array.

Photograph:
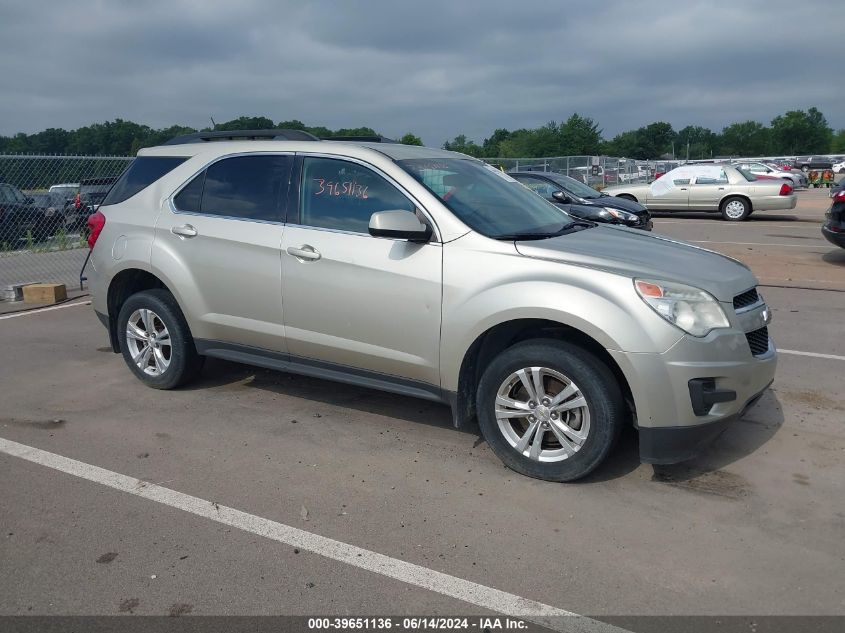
[{"x1": 1, "y1": 0, "x2": 839, "y2": 145}]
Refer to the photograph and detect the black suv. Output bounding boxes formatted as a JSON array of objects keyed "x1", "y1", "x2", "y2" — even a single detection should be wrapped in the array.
[
  {"x1": 793, "y1": 156, "x2": 833, "y2": 172},
  {"x1": 509, "y1": 171, "x2": 652, "y2": 230},
  {"x1": 0, "y1": 183, "x2": 54, "y2": 245}
]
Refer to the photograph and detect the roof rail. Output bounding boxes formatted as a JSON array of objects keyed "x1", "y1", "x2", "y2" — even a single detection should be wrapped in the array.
[
  {"x1": 163, "y1": 129, "x2": 320, "y2": 145},
  {"x1": 321, "y1": 135, "x2": 397, "y2": 143}
]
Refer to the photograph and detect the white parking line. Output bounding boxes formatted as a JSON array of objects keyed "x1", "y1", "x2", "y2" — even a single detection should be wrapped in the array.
[
  {"x1": 779, "y1": 349, "x2": 845, "y2": 362},
  {"x1": 0, "y1": 436, "x2": 621, "y2": 633},
  {"x1": 688, "y1": 240, "x2": 827, "y2": 248},
  {"x1": 654, "y1": 221, "x2": 822, "y2": 229},
  {"x1": 0, "y1": 300, "x2": 91, "y2": 320}
]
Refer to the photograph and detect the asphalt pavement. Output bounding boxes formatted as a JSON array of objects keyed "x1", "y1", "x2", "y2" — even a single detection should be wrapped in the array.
[{"x1": 1, "y1": 188, "x2": 843, "y2": 630}]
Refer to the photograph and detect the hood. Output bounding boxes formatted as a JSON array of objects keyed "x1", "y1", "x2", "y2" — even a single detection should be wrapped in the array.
[
  {"x1": 515, "y1": 225, "x2": 755, "y2": 302},
  {"x1": 586, "y1": 194, "x2": 647, "y2": 214}
]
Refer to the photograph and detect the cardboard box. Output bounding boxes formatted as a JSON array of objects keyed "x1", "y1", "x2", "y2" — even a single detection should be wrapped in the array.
[{"x1": 22, "y1": 283, "x2": 67, "y2": 304}]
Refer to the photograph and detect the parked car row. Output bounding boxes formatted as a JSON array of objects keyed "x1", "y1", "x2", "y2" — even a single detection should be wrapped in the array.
[{"x1": 0, "y1": 177, "x2": 119, "y2": 245}]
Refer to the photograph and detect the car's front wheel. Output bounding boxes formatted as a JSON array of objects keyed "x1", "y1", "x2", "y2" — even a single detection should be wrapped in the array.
[
  {"x1": 476, "y1": 339, "x2": 624, "y2": 482},
  {"x1": 117, "y1": 289, "x2": 203, "y2": 389}
]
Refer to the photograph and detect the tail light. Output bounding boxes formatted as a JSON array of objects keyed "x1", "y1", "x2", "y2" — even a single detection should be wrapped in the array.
[
  {"x1": 835, "y1": 190, "x2": 845, "y2": 202},
  {"x1": 779, "y1": 182, "x2": 793, "y2": 195},
  {"x1": 87, "y1": 210, "x2": 106, "y2": 249},
  {"x1": 74, "y1": 193, "x2": 81, "y2": 210}
]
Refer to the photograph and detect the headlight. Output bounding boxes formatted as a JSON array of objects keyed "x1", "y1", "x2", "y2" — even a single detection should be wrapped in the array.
[
  {"x1": 634, "y1": 279, "x2": 729, "y2": 337},
  {"x1": 599, "y1": 207, "x2": 637, "y2": 222}
]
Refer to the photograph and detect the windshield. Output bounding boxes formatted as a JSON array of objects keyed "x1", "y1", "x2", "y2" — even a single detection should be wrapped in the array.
[
  {"x1": 397, "y1": 158, "x2": 575, "y2": 238},
  {"x1": 544, "y1": 173, "x2": 602, "y2": 199}
]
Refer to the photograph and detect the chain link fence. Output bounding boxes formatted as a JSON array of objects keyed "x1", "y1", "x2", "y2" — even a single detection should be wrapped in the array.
[
  {"x1": 483, "y1": 155, "x2": 685, "y2": 188},
  {"x1": 0, "y1": 155, "x2": 133, "y2": 297}
]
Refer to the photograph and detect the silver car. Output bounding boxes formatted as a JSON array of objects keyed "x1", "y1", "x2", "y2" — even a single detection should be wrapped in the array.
[
  {"x1": 603, "y1": 164, "x2": 797, "y2": 221},
  {"x1": 733, "y1": 160, "x2": 808, "y2": 188},
  {"x1": 86, "y1": 130, "x2": 776, "y2": 481}
]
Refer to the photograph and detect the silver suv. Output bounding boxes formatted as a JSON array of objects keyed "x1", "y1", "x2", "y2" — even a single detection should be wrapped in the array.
[{"x1": 87, "y1": 130, "x2": 777, "y2": 481}]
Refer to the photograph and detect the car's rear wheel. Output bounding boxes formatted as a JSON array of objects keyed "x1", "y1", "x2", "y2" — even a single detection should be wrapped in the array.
[
  {"x1": 476, "y1": 339, "x2": 624, "y2": 482},
  {"x1": 801, "y1": 166, "x2": 809, "y2": 173},
  {"x1": 117, "y1": 289, "x2": 203, "y2": 389},
  {"x1": 721, "y1": 196, "x2": 751, "y2": 221},
  {"x1": 617, "y1": 194, "x2": 638, "y2": 202}
]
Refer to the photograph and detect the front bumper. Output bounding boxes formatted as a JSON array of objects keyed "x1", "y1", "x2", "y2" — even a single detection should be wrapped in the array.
[
  {"x1": 638, "y1": 382, "x2": 771, "y2": 464},
  {"x1": 608, "y1": 304, "x2": 777, "y2": 464}
]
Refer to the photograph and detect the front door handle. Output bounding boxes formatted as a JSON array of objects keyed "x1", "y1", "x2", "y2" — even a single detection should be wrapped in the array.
[
  {"x1": 171, "y1": 224, "x2": 197, "y2": 238},
  {"x1": 287, "y1": 245, "x2": 321, "y2": 261}
]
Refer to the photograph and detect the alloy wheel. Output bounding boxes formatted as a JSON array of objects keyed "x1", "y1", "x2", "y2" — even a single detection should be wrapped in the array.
[
  {"x1": 494, "y1": 366, "x2": 591, "y2": 462},
  {"x1": 125, "y1": 308, "x2": 172, "y2": 376}
]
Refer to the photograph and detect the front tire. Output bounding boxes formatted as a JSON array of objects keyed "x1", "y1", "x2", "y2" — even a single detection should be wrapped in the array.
[
  {"x1": 721, "y1": 196, "x2": 751, "y2": 221},
  {"x1": 117, "y1": 289, "x2": 203, "y2": 389},
  {"x1": 617, "y1": 194, "x2": 638, "y2": 202},
  {"x1": 476, "y1": 339, "x2": 624, "y2": 482}
]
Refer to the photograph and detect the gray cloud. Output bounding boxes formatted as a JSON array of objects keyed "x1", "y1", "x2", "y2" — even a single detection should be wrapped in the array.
[{"x1": 0, "y1": 0, "x2": 840, "y2": 147}]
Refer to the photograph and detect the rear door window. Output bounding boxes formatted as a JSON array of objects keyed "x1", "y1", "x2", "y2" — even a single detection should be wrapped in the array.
[
  {"x1": 173, "y1": 155, "x2": 293, "y2": 222},
  {"x1": 102, "y1": 157, "x2": 187, "y2": 206}
]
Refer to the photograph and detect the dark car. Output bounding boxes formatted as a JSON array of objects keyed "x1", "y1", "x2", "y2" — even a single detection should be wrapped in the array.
[
  {"x1": 793, "y1": 156, "x2": 833, "y2": 172},
  {"x1": 822, "y1": 189, "x2": 845, "y2": 249},
  {"x1": 510, "y1": 171, "x2": 652, "y2": 230},
  {"x1": 66, "y1": 177, "x2": 118, "y2": 229},
  {"x1": 29, "y1": 192, "x2": 67, "y2": 234},
  {"x1": 0, "y1": 183, "x2": 57, "y2": 245}
]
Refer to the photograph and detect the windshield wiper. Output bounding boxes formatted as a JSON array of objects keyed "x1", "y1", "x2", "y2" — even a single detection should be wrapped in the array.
[{"x1": 491, "y1": 221, "x2": 593, "y2": 241}]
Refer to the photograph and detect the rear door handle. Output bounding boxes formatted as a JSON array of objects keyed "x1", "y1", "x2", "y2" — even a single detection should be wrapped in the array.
[
  {"x1": 287, "y1": 245, "x2": 321, "y2": 261},
  {"x1": 171, "y1": 224, "x2": 197, "y2": 238}
]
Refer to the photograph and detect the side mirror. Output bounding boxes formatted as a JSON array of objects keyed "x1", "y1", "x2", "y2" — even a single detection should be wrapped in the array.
[
  {"x1": 552, "y1": 190, "x2": 569, "y2": 203},
  {"x1": 368, "y1": 210, "x2": 432, "y2": 242}
]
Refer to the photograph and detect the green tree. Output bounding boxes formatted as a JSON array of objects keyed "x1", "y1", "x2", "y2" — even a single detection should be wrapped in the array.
[
  {"x1": 602, "y1": 122, "x2": 674, "y2": 159},
  {"x1": 719, "y1": 121, "x2": 770, "y2": 156},
  {"x1": 398, "y1": 133, "x2": 423, "y2": 146},
  {"x1": 675, "y1": 125, "x2": 719, "y2": 160},
  {"x1": 831, "y1": 129, "x2": 845, "y2": 153},
  {"x1": 215, "y1": 116, "x2": 276, "y2": 130},
  {"x1": 481, "y1": 128, "x2": 512, "y2": 156},
  {"x1": 442, "y1": 134, "x2": 484, "y2": 157},
  {"x1": 770, "y1": 107, "x2": 832, "y2": 154},
  {"x1": 558, "y1": 114, "x2": 602, "y2": 155}
]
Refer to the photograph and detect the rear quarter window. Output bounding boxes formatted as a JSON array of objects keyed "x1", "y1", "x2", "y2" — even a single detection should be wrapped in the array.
[{"x1": 101, "y1": 157, "x2": 188, "y2": 206}]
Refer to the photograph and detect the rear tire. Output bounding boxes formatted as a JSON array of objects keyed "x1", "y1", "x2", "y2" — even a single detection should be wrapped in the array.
[
  {"x1": 117, "y1": 289, "x2": 203, "y2": 389},
  {"x1": 617, "y1": 194, "x2": 638, "y2": 202},
  {"x1": 721, "y1": 196, "x2": 751, "y2": 221},
  {"x1": 476, "y1": 339, "x2": 624, "y2": 482}
]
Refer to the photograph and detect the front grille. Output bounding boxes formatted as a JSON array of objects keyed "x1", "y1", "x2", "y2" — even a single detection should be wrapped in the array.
[
  {"x1": 733, "y1": 288, "x2": 760, "y2": 310},
  {"x1": 746, "y1": 326, "x2": 770, "y2": 357}
]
